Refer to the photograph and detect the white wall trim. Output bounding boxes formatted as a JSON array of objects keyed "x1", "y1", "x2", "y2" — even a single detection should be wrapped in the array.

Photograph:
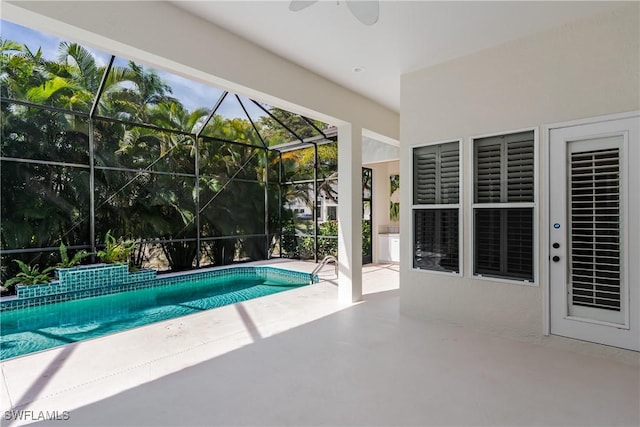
[
  {"x1": 469, "y1": 126, "x2": 540, "y2": 141},
  {"x1": 541, "y1": 123, "x2": 551, "y2": 335},
  {"x1": 363, "y1": 159, "x2": 399, "y2": 166},
  {"x1": 410, "y1": 268, "x2": 462, "y2": 278},
  {"x1": 545, "y1": 111, "x2": 639, "y2": 131},
  {"x1": 363, "y1": 129, "x2": 400, "y2": 147},
  {"x1": 410, "y1": 138, "x2": 463, "y2": 150}
]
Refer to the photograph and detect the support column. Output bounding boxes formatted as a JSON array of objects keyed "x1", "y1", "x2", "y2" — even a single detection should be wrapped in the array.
[{"x1": 337, "y1": 124, "x2": 363, "y2": 303}]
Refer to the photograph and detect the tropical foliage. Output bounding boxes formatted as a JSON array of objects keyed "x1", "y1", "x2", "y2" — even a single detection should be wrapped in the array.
[
  {"x1": 96, "y1": 231, "x2": 136, "y2": 265},
  {"x1": 390, "y1": 174, "x2": 400, "y2": 222},
  {"x1": 0, "y1": 29, "x2": 340, "y2": 288},
  {"x1": 3, "y1": 260, "x2": 53, "y2": 288},
  {"x1": 285, "y1": 221, "x2": 339, "y2": 260},
  {"x1": 54, "y1": 242, "x2": 92, "y2": 269}
]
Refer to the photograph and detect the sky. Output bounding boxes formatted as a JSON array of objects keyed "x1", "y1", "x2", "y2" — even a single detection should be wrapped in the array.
[{"x1": 1, "y1": 19, "x2": 263, "y2": 119}]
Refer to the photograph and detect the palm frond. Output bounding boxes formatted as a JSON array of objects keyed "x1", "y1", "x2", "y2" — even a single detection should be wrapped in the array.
[{"x1": 58, "y1": 42, "x2": 99, "y2": 91}]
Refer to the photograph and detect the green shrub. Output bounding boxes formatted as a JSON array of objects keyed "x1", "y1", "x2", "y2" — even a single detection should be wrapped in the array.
[
  {"x1": 282, "y1": 219, "x2": 368, "y2": 260},
  {"x1": 97, "y1": 230, "x2": 137, "y2": 265},
  {"x1": 297, "y1": 236, "x2": 315, "y2": 259},
  {"x1": 295, "y1": 221, "x2": 338, "y2": 259},
  {"x1": 54, "y1": 242, "x2": 92, "y2": 269},
  {"x1": 4, "y1": 260, "x2": 54, "y2": 287},
  {"x1": 280, "y1": 223, "x2": 299, "y2": 257}
]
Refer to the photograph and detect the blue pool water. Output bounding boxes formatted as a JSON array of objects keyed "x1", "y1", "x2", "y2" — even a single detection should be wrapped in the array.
[{"x1": 0, "y1": 268, "x2": 310, "y2": 360}]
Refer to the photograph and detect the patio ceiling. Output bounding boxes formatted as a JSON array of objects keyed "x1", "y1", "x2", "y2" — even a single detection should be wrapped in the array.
[{"x1": 173, "y1": 1, "x2": 625, "y2": 112}]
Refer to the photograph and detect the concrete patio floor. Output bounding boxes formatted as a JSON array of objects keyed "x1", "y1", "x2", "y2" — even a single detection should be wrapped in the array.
[{"x1": 1, "y1": 260, "x2": 638, "y2": 426}]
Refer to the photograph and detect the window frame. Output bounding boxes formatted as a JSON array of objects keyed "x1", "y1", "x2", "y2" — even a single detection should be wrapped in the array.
[
  {"x1": 469, "y1": 127, "x2": 539, "y2": 286},
  {"x1": 327, "y1": 205, "x2": 338, "y2": 221},
  {"x1": 411, "y1": 139, "x2": 463, "y2": 276}
]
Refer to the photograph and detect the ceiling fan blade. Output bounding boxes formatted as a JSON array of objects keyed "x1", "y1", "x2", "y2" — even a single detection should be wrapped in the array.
[
  {"x1": 289, "y1": 0, "x2": 318, "y2": 12},
  {"x1": 346, "y1": 0, "x2": 379, "y2": 26}
]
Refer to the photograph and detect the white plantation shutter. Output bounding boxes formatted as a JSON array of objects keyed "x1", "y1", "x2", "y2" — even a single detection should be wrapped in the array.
[
  {"x1": 440, "y1": 145, "x2": 459, "y2": 204},
  {"x1": 475, "y1": 132, "x2": 534, "y2": 203},
  {"x1": 473, "y1": 131, "x2": 535, "y2": 281},
  {"x1": 475, "y1": 142, "x2": 502, "y2": 203},
  {"x1": 414, "y1": 209, "x2": 459, "y2": 272},
  {"x1": 414, "y1": 150, "x2": 437, "y2": 204},
  {"x1": 474, "y1": 209, "x2": 501, "y2": 272},
  {"x1": 506, "y1": 208, "x2": 534, "y2": 278},
  {"x1": 414, "y1": 142, "x2": 459, "y2": 205},
  {"x1": 570, "y1": 148, "x2": 621, "y2": 311},
  {"x1": 507, "y1": 134, "x2": 535, "y2": 202},
  {"x1": 412, "y1": 141, "x2": 460, "y2": 273}
]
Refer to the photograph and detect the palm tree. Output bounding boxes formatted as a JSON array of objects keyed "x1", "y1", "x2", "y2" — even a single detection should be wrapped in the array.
[
  {"x1": 1, "y1": 41, "x2": 96, "y2": 255},
  {"x1": 0, "y1": 38, "x2": 36, "y2": 100},
  {"x1": 2, "y1": 33, "x2": 328, "y2": 275},
  {"x1": 108, "y1": 61, "x2": 175, "y2": 124}
]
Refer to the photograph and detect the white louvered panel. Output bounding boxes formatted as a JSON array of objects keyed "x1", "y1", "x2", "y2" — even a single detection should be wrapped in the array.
[
  {"x1": 569, "y1": 148, "x2": 621, "y2": 311},
  {"x1": 414, "y1": 152, "x2": 436, "y2": 204},
  {"x1": 475, "y1": 143, "x2": 502, "y2": 203},
  {"x1": 507, "y1": 139, "x2": 534, "y2": 202},
  {"x1": 440, "y1": 146, "x2": 459, "y2": 204},
  {"x1": 412, "y1": 141, "x2": 460, "y2": 274},
  {"x1": 413, "y1": 141, "x2": 459, "y2": 205}
]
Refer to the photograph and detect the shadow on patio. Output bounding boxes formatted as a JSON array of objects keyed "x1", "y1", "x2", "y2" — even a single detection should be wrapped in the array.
[{"x1": 24, "y1": 287, "x2": 639, "y2": 427}]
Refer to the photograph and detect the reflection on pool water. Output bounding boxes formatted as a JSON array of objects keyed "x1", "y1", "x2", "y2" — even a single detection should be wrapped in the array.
[{"x1": 0, "y1": 268, "x2": 311, "y2": 360}]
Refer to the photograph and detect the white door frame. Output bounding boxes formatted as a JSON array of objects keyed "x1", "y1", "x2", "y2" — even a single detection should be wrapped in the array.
[{"x1": 543, "y1": 111, "x2": 639, "y2": 347}]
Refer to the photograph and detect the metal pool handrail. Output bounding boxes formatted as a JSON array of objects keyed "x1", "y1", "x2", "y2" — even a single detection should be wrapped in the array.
[{"x1": 311, "y1": 255, "x2": 338, "y2": 281}]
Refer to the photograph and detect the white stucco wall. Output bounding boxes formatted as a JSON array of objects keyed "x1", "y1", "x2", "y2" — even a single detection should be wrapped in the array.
[{"x1": 399, "y1": 4, "x2": 639, "y2": 338}]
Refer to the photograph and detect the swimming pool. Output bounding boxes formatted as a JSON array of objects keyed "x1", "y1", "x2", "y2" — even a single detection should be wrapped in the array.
[{"x1": 0, "y1": 267, "x2": 313, "y2": 360}]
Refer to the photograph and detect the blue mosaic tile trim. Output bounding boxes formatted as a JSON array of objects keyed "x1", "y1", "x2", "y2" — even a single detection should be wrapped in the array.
[
  {"x1": 0, "y1": 266, "x2": 313, "y2": 312},
  {"x1": 256, "y1": 266, "x2": 319, "y2": 284},
  {"x1": 15, "y1": 264, "x2": 157, "y2": 300},
  {"x1": 15, "y1": 281, "x2": 61, "y2": 299}
]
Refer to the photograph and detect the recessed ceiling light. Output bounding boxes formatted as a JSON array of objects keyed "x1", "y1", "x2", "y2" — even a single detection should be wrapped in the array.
[{"x1": 353, "y1": 66, "x2": 365, "y2": 73}]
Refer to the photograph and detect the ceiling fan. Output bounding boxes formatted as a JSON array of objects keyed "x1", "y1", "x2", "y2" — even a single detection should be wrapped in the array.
[{"x1": 289, "y1": 1, "x2": 379, "y2": 26}]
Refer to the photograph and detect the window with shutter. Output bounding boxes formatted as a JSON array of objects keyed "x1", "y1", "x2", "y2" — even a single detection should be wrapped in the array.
[
  {"x1": 412, "y1": 141, "x2": 460, "y2": 273},
  {"x1": 473, "y1": 131, "x2": 535, "y2": 282}
]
